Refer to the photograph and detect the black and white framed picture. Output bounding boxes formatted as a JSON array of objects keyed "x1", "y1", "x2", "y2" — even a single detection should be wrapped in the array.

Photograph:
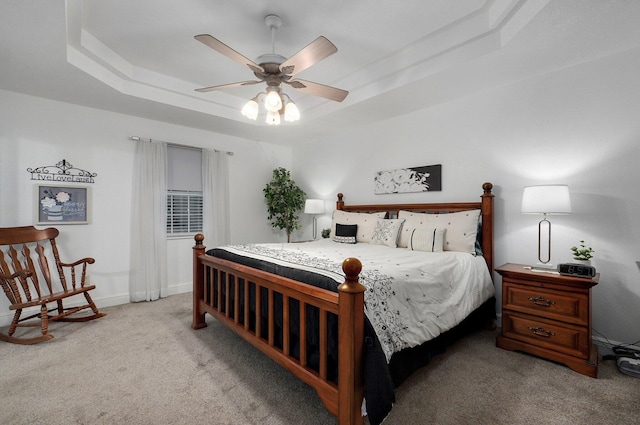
[
  {"x1": 36, "y1": 185, "x2": 90, "y2": 225},
  {"x1": 374, "y1": 164, "x2": 442, "y2": 194}
]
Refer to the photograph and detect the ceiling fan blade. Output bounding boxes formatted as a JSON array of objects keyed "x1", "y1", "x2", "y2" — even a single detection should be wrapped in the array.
[
  {"x1": 195, "y1": 34, "x2": 264, "y2": 73},
  {"x1": 195, "y1": 80, "x2": 261, "y2": 93},
  {"x1": 280, "y1": 36, "x2": 337, "y2": 76},
  {"x1": 286, "y1": 79, "x2": 348, "y2": 102}
]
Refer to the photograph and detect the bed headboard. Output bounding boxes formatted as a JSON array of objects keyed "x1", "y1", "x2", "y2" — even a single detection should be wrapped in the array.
[{"x1": 336, "y1": 182, "x2": 494, "y2": 273}]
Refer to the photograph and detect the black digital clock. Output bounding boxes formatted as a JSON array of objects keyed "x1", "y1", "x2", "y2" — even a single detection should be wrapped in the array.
[{"x1": 557, "y1": 263, "x2": 596, "y2": 278}]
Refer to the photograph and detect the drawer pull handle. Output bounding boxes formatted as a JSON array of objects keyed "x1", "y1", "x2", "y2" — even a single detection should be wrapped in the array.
[
  {"x1": 528, "y1": 296, "x2": 555, "y2": 307},
  {"x1": 528, "y1": 326, "x2": 555, "y2": 338}
]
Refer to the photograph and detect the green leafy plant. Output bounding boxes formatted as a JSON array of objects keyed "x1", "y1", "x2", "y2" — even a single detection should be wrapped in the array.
[
  {"x1": 263, "y1": 167, "x2": 306, "y2": 242},
  {"x1": 571, "y1": 240, "x2": 594, "y2": 261}
]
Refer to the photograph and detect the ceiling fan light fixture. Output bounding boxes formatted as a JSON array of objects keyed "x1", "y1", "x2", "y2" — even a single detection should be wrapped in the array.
[
  {"x1": 264, "y1": 90, "x2": 283, "y2": 112},
  {"x1": 284, "y1": 100, "x2": 300, "y2": 122},
  {"x1": 194, "y1": 14, "x2": 348, "y2": 126},
  {"x1": 241, "y1": 98, "x2": 260, "y2": 120},
  {"x1": 266, "y1": 110, "x2": 281, "y2": 126}
]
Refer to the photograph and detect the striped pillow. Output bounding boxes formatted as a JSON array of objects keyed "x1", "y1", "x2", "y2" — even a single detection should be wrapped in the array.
[{"x1": 409, "y1": 228, "x2": 445, "y2": 252}]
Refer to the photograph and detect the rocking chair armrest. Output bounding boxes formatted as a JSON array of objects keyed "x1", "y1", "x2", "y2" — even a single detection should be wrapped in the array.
[
  {"x1": 0, "y1": 269, "x2": 33, "y2": 280},
  {"x1": 59, "y1": 257, "x2": 96, "y2": 268},
  {"x1": 1, "y1": 270, "x2": 33, "y2": 305}
]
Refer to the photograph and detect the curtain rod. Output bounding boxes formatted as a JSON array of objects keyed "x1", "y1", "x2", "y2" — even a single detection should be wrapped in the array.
[{"x1": 129, "y1": 136, "x2": 234, "y2": 155}]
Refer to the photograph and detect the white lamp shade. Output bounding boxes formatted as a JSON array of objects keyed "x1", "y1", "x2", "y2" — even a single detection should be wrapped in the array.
[
  {"x1": 284, "y1": 102, "x2": 300, "y2": 122},
  {"x1": 241, "y1": 99, "x2": 259, "y2": 120},
  {"x1": 264, "y1": 90, "x2": 283, "y2": 112},
  {"x1": 266, "y1": 110, "x2": 281, "y2": 125},
  {"x1": 304, "y1": 199, "x2": 324, "y2": 214},
  {"x1": 521, "y1": 185, "x2": 572, "y2": 215}
]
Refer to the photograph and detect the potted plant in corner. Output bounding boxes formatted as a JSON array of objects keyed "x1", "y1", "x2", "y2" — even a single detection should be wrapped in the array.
[
  {"x1": 571, "y1": 240, "x2": 594, "y2": 265},
  {"x1": 263, "y1": 167, "x2": 306, "y2": 242}
]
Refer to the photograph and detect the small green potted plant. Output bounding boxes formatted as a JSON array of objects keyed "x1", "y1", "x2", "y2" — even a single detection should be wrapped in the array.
[{"x1": 571, "y1": 240, "x2": 594, "y2": 265}]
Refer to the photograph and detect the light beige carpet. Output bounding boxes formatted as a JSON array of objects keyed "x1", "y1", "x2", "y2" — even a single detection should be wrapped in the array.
[{"x1": 1, "y1": 293, "x2": 638, "y2": 425}]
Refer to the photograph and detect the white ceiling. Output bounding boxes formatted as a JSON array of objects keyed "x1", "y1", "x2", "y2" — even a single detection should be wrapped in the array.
[{"x1": 2, "y1": 0, "x2": 640, "y2": 146}]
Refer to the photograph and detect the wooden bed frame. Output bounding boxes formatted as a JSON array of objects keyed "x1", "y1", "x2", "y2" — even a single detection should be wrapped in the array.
[{"x1": 192, "y1": 182, "x2": 494, "y2": 425}]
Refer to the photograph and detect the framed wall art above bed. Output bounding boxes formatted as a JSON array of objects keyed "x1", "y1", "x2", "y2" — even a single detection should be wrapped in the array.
[{"x1": 374, "y1": 164, "x2": 442, "y2": 194}]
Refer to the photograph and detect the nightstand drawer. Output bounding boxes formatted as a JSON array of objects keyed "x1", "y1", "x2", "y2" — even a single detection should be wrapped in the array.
[
  {"x1": 503, "y1": 281, "x2": 589, "y2": 326},
  {"x1": 501, "y1": 312, "x2": 590, "y2": 360}
]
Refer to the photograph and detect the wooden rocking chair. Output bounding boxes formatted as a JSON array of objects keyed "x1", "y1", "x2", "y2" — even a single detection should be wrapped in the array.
[{"x1": 0, "y1": 226, "x2": 106, "y2": 344}]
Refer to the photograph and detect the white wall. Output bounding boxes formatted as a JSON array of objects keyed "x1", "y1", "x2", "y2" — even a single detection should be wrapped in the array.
[
  {"x1": 292, "y1": 46, "x2": 640, "y2": 346},
  {"x1": 0, "y1": 90, "x2": 291, "y2": 325},
  {"x1": 2, "y1": 48, "x2": 638, "y2": 347}
]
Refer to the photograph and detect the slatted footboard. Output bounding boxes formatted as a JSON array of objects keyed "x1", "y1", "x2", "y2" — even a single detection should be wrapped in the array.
[{"x1": 192, "y1": 234, "x2": 366, "y2": 425}]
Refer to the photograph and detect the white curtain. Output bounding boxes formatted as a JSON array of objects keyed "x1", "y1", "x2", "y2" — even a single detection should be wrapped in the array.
[
  {"x1": 129, "y1": 140, "x2": 168, "y2": 302},
  {"x1": 202, "y1": 149, "x2": 230, "y2": 247}
]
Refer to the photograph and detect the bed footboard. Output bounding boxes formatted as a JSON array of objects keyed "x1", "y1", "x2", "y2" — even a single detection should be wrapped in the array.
[{"x1": 192, "y1": 235, "x2": 366, "y2": 425}]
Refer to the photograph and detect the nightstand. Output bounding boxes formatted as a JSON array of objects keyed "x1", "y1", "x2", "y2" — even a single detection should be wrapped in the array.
[{"x1": 495, "y1": 263, "x2": 599, "y2": 378}]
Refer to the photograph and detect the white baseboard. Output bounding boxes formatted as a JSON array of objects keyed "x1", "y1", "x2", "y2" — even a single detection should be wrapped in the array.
[
  {"x1": 593, "y1": 335, "x2": 640, "y2": 353},
  {"x1": 0, "y1": 283, "x2": 192, "y2": 327},
  {"x1": 167, "y1": 282, "x2": 192, "y2": 297}
]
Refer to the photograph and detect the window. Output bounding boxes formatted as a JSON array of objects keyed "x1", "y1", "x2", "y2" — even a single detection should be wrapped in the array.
[
  {"x1": 167, "y1": 191, "x2": 203, "y2": 234},
  {"x1": 166, "y1": 145, "x2": 202, "y2": 235}
]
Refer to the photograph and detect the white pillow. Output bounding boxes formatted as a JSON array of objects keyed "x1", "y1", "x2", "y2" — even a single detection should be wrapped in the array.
[
  {"x1": 398, "y1": 209, "x2": 480, "y2": 253},
  {"x1": 397, "y1": 211, "x2": 430, "y2": 248},
  {"x1": 370, "y1": 218, "x2": 405, "y2": 248},
  {"x1": 331, "y1": 210, "x2": 387, "y2": 243},
  {"x1": 409, "y1": 228, "x2": 445, "y2": 252}
]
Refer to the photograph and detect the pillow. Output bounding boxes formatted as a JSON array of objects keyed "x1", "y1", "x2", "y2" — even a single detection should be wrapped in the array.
[
  {"x1": 409, "y1": 228, "x2": 445, "y2": 252},
  {"x1": 474, "y1": 219, "x2": 484, "y2": 256},
  {"x1": 331, "y1": 210, "x2": 387, "y2": 243},
  {"x1": 334, "y1": 223, "x2": 357, "y2": 244},
  {"x1": 398, "y1": 209, "x2": 481, "y2": 253},
  {"x1": 370, "y1": 218, "x2": 405, "y2": 248},
  {"x1": 397, "y1": 210, "x2": 438, "y2": 248}
]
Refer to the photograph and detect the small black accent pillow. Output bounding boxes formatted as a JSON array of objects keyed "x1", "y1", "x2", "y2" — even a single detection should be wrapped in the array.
[{"x1": 334, "y1": 223, "x2": 357, "y2": 244}]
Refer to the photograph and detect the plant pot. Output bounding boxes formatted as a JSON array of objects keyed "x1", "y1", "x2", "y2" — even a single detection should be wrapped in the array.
[
  {"x1": 572, "y1": 259, "x2": 592, "y2": 266},
  {"x1": 46, "y1": 205, "x2": 64, "y2": 221}
]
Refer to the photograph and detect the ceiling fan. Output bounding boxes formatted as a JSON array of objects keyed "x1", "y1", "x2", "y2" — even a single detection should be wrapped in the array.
[{"x1": 194, "y1": 14, "x2": 348, "y2": 124}]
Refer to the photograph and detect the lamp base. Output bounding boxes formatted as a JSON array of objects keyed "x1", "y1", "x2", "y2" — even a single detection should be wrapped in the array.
[{"x1": 528, "y1": 262, "x2": 557, "y2": 272}]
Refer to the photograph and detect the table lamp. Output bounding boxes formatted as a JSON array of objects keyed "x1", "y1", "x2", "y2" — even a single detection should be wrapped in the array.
[
  {"x1": 304, "y1": 199, "x2": 324, "y2": 239},
  {"x1": 521, "y1": 184, "x2": 572, "y2": 269}
]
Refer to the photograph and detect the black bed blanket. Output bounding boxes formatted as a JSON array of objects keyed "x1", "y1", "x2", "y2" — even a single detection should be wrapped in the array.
[
  {"x1": 206, "y1": 247, "x2": 395, "y2": 425},
  {"x1": 205, "y1": 247, "x2": 495, "y2": 425}
]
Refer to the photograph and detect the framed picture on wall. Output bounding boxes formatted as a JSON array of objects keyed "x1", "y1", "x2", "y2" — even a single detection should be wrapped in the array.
[
  {"x1": 374, "y1": 164, "x2": 442, "y2": 194},
  {"x1": 35, "y1": 185, "x2": 90, "y2": 225}
]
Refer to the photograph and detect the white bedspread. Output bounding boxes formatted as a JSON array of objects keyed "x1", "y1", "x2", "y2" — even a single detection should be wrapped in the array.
[{"x1": 219, "y1": 239, "x2": 495, "y2": 361}]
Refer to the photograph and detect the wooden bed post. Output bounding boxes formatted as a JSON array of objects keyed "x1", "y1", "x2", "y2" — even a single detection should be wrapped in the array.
[
  {"x1": 337, "y1": 257, "x2": 366, "y2": 425},
  {"x1": 336, "y1": 193, "x2": 345, "y2": 211},
  {"x1": 480, "y1": 182, "x2": 494, "y2": 274},
  {"x1": 192, "y1": 233, "x2": 207, "y2": 330}
]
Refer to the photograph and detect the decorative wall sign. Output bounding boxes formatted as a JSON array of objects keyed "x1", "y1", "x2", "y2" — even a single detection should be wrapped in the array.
[
  {"x1": 27, "y1": 159, "x2": 97, "y2": 183},
  {"x1": 374, "y1": 164, "x2": 442, "y2": 194},
  {"x1": 36, "y1": 185, "x2": 90, "y2": 225}
]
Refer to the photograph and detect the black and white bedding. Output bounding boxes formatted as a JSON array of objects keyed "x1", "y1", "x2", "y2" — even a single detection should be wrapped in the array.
[
  {"x1": 212, "y1": 239, "x2": 494, "y2": 361},
  {"x1": 207, "y1": 238, "x2": 494, "y2": 424}
]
